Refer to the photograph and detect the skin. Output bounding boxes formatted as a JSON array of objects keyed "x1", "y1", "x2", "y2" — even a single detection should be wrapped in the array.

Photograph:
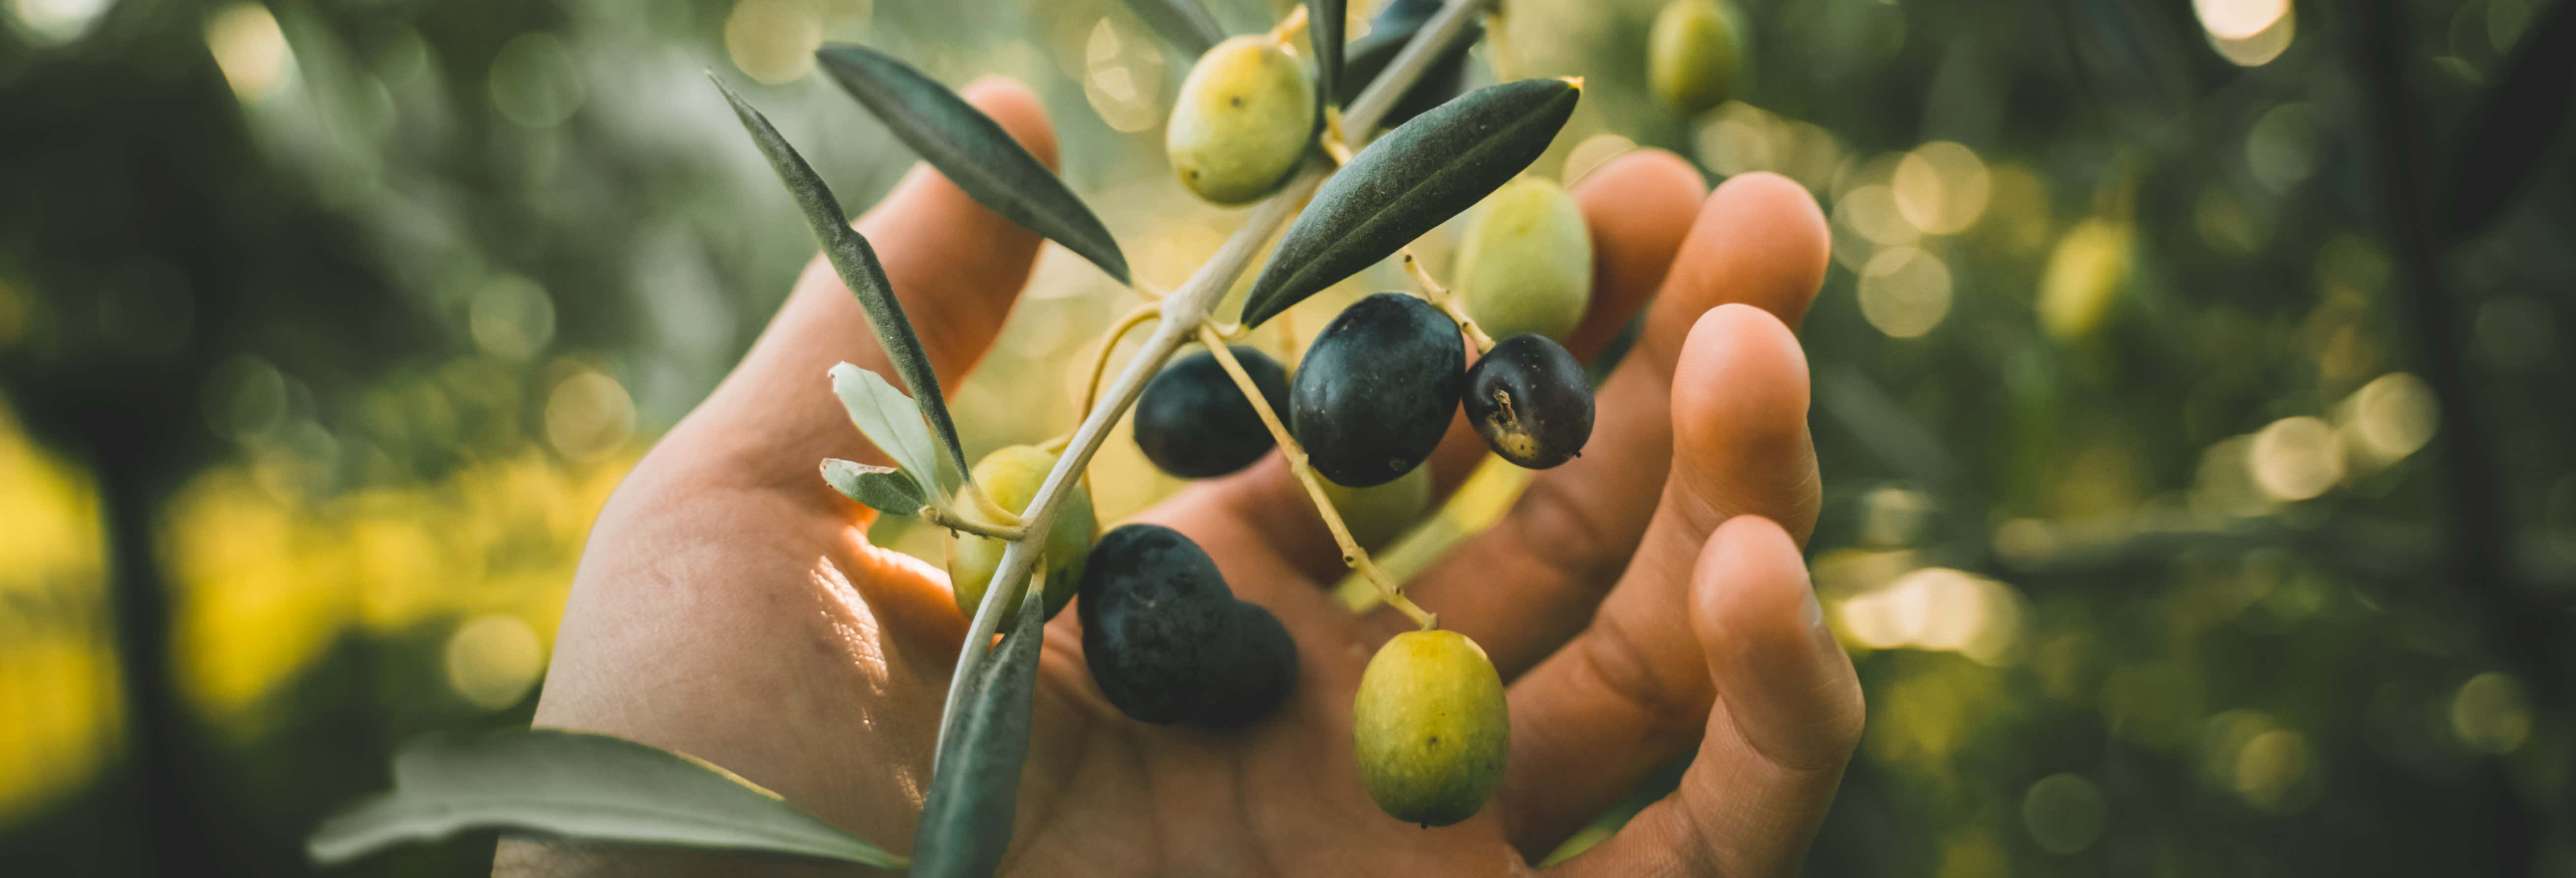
[{"x1": 497, "y1": 78, "x2": 1860, "y2": 878}]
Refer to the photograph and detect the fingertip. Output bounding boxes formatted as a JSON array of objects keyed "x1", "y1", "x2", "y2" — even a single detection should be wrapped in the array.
[
  {"x1": 959, "y1": 75, "x2": 1058, "y2": 170},
  {"x1": 1671, "y1": 303, "x2": 1810, "y2": 461},
  {"x1": 1566, "y1": 149, "x2": 1705, "y2": 357},
  {"x1": 1646, "y1": 172, "x2": 1831, "y2": 359},
  {"x1": 1695, "y1": 514, "x2": 1863, "y2": 774}
]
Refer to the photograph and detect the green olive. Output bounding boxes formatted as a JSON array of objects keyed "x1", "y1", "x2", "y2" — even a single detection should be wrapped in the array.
[
  {"x1": 1320, "y1": 464, "x2": 1431, "y2": 548},
  {"x1": 1647, "y1": 0, "x2": 1743, "y2": 116},
  {"x1": 1167, "y1": 36, "x2": 1318, "y2": 205},
  {"x1": 948, "y1": 445, "x2": 1096, "y2": 625},
  {"x1": 1458, "y1": 177, "x2": 1593, "y2": 344},
  {"x1": 1351, "y1": 630, "x2": 1508, "y2": 827}
]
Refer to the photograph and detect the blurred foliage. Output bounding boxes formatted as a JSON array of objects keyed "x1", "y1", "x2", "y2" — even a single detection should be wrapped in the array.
[{"x1": 3, "y1": 0, "x2": 2575, "y2": 876}]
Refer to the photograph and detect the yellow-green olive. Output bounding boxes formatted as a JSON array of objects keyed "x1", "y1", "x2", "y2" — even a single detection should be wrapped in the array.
[
  {"x1": 1459, "y1": 177, "x2": 1593, "y2": 344},
  {"x1": 1167, "y1": 36, "x2": 1318, "y2": 205},
  {"x1": 1647, "y1": 0, "x2": 1743, "y2": 116},
  {"x1": 948, "y1": 445, "x2": 1096, "y2": 625},
  {"x1": 1319, "y1": 464, "x2": 1431, "y2": 548},
  {"x1": 1351, "y1": 630, "x2": 1508, "y2": 827}
]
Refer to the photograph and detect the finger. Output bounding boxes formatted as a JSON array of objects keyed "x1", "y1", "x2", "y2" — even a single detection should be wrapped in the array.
[
  {"x1": 676, "y1": 77, "x2": 1057, "y2": 494},
  {"x1": 1148, "y1": 150, "x2": 1708, "y2": 588},
  {"x1": 1492, "y1": 306, "x2": 1820, "y2": 853},
  {"x1": 1544, "y1": 516, "x2": 1863, "y2": 878},
  {"x1": 1396, "y1": 173, "x2": 1828, "y2": 674}
]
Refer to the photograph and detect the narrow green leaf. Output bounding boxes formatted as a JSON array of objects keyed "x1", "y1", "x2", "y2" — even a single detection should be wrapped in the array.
[
  {"x1": 2439, "y1": 0, "x2": 2576, "y2": 243},
  {"x1": 1241, "y1": 79, "x2": 1581, "y2": 328},
  {"x1": 1126, "y1": 0, "x2": 1224, "y2": 56},
  {"x1": 1309, "y1": 0, "x2": 1345, "y2": 108},
  {"x1": 711, "y1": 73, "x2": 973, "y2": 484},
  {"x1": 816, "y1": 45, "x2": 1132, "y2": 284},
  {"x1": 308, "y1": 729, "x2": 905, "y2": 869},
  {"x1": 822, "y1": 458, "x2": 927, "y2": 516},
  {"x1": 910, "y1": 577, "x2": 1050, "y2": 878},
  {"x1": 833, "y1": 363, "x2": 955, "y2": 496}
]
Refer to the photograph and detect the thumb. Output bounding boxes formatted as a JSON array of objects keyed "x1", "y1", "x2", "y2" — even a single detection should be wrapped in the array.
[{"x1": 1551, "y1": 516, "x2": 1862, "y2": 878}]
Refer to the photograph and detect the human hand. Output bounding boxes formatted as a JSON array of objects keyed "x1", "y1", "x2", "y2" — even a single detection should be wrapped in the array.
[{"x1": 498, "y1": 77, "x2": 1859, "y2": 878}]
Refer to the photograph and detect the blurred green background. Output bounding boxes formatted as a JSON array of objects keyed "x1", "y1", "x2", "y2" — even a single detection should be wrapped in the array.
[{"x1": 4, "y1": 0, "x2": 2573, "y2": 875}]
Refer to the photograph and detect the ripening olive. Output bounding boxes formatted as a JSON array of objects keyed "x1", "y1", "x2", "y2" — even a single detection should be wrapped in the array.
[
  {"x1": 1320, "y1": 464, "x2": 1432, "y2": 548},
  {"x1": 1168, "y1": 36, "x2": 1318, "y2": 205},
  {"x1": 1463, "y1": 334, "x2": 1593, "y2": 469},
  {"x1": 1289, "y1": 293, "x2": 1465, "y2": 488},
  {"x1": 1351, "y1": 630, "x2": 1508, "y2": 827},
  {"x1": 1134, "y1": 346, "x2": 1290, "y2": 479},
  {"x1": 1079, "y1": 524, "x2": 1298, "y2": 726},
  {"x1": 948, "y1": 445, "x2": 1095, "y2": 626},
  {"x1": 1647, "y1": 0, "x2": 1744, "y2": 116},
  {"x1": 1458, "y1": 178, "x2": 1593, "y2": 344}
]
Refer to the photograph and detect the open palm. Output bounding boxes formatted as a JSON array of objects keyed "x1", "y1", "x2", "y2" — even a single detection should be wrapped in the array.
[{"x1": 498, "y1": 80, "x2": 1860, "y2": 878}]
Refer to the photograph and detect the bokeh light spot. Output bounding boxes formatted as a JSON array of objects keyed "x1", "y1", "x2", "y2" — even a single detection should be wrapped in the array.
[
  {"x1": 2250, "y1": 416, "x2": 2341, "y2": 501},
  {"x1": 2021, "y1": 773, "x2": 2108, "y2": 854},
  {"x1": 489, "y1": 32, "x2": 587, "y2": 128},
  {"x1": 1083, "y1": 17, "x2": 1165, "y2": 134},
  {"x1": 1893, "y1": 141, "x2": 1991, "y2": 235},
  {"x1": 2450, "y1": 672, "x2": 2531, "y2": 754},
  {"x1": 206, "y1": 3, "x2": 294, "y2": 102},
  {"x1": 545, "y1": 369, "x2": 637, "y2": 461},
  {"x1": 726, "y1": 0, "x2": 823, "y2": 85},
  {"x1": 1858, "y1": 246, "x2": 1952, "y2": 338},
  {"x1": 444, "y1": 614, "x2": 544, "y2": 710}
]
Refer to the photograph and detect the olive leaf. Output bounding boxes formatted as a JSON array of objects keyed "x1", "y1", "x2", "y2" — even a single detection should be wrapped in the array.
[
  {"x1": 712, "y1": 73, "x2": 974, "y2": 486},
  {"x1": 2438, "y1": 0, "x2": 2576, "y2": 243},
  {"x1": 308, "y1": 729, "x2": 905, "y2": 869},
  {"x1": 909, "y1": 575, "x2": 1050, "y2": 878},
  {"x1": 1240, "y1": 78, "x2": 1581, "y2": 328},
  {"x1": 833, "y1": 362, "x2": 956, "y2": 496},
  {"x1": 1309, "y1": 0, "x2": 1344, "y2": 108},
  {"x1": 1337, "y1": 0, "x2": 1481, "y2": 128},
  {"x1": 816, "y1": 44, "x2": 1132, "y2": 285},
  {"x1": 822, "y1": 458, "x2": 928, "y2": 516},
  {"x1": 1125, "y1": 0, "x2": 1224, "y2": 56}
]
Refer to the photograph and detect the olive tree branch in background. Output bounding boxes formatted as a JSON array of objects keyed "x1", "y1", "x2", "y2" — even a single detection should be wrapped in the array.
[
  {"x1": 933, "y1": 0, "x2": 1505, "y2": 760},
  {"x1": 2352, "y1": 0, "x2": 2565, "y2": 692}
]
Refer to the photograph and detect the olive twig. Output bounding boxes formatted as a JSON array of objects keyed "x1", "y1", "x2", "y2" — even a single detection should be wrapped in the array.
[
  {"x1": 1196, "y1": 320, "x2": 1438, "y2": 630},
  {"x1": 1401, "y1": 252, "x2": 1496, "y2": 352},
  {"x1": 923, "y1": 504, "x2": 1028, "y2": 541}
]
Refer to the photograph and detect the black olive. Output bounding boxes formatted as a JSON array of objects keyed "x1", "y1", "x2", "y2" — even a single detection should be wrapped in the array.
[
  {"x1": 1078, "y1": 524, "x2": 1297, "y2": 727},
  {"x1": 1134, "y1": 347, "x2": 1290, "y2": 479},
  {"x1": 1462, "y1": 333, "x2": 1594, "y2": 469},
  {"x1": 1289, "y1": 293, "x2": 1466, "y2": 487}
]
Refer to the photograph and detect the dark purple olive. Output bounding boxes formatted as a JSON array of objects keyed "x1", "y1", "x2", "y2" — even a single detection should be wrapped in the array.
[
  {"x1": 1134, "y1": 347, "x2": 1290, "y2": 479},
  {"x1": 1462, "y1": 333, "x2": 1593, "y2": 469},
  {"x1": 1288, "y1": 293, "x2": 1465, "y2": 487}
]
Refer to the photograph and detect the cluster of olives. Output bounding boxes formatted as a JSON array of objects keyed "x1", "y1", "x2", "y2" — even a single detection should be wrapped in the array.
[
  {"x1": 1647, "y1": 0, "x2": 1746, "y2": 117},
  {"x1": 1099, "y1": 6, "x2": 1628, "y2": 828},
  {"x1": 1077, "y1": 524, "x2": 1297, "y2": 727}
]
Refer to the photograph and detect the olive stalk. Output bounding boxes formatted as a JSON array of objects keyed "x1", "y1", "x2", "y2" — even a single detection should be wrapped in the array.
[
  {"x1": 934, "y1": 0, "x2": 1502, "y2": 763},
  {"x1": 923, "y1": 504, "x2": 1027, "y2": 541},
  {"x1": 1269, "y1": 3, "x2": 1310, "y2": 47},
  {"x1": 1194, "y1": 320, "x2": 1438, "y2": 628},
  {"x1": 1400, "y1": 252, "x2": 1496, "y2": 352}
]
